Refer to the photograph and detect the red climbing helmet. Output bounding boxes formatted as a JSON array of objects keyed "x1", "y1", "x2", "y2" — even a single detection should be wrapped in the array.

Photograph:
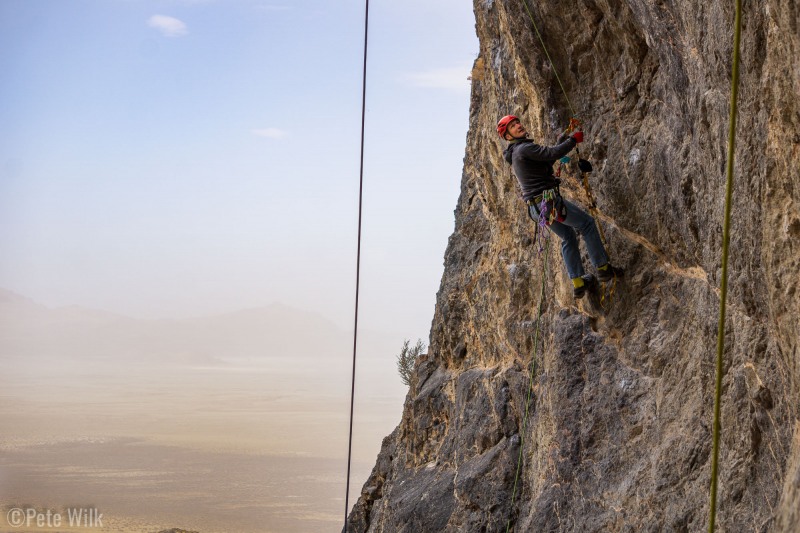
[{"x1": 496, "y1": 115, "x2": 519, "y2": 138}]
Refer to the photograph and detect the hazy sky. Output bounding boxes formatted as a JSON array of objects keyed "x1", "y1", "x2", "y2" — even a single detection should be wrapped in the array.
[{"x1": 0, "y1": 0, "x2": 478, "y2": 342}]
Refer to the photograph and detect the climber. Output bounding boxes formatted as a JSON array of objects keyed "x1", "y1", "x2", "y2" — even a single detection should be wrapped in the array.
[{"x1": 497, "y1": 115, "x2": 624, "y2": 298}]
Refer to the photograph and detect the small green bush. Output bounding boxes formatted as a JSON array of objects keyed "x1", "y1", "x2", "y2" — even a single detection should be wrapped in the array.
[{"x1": 397, "y1": 338, "x2": 426, "y2": 387}]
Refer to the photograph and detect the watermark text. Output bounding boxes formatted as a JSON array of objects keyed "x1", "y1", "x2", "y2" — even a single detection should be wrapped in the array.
[{"x1": 6, "y1": 507, "x2": 103, "y2": 528}]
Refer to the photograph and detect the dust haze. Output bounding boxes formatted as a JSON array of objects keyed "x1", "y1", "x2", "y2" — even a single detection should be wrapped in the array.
[{"x1": 0, "y1": 289, "x2": 408, "y2": 532}]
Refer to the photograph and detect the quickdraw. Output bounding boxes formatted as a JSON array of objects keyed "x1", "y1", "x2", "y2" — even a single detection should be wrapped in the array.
[
  {"x1": 555, "y1": 117, "x2": 582, "y2": 178},
  {"x1": 554, "y1": 117, "x2": 618, "y2": 309},
  {"x1": 574, "y1": 147, "x2": 616, "y2": 309}
]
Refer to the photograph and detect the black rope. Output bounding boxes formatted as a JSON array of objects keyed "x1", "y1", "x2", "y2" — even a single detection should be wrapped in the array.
[{"x1": 344, "y1": 0, "x2": 369, "y2": 530}]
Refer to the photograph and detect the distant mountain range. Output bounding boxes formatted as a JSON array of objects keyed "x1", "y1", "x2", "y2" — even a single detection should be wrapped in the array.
[{"x1": 0, "y1": 288, "x2": 358, "y2": 366}]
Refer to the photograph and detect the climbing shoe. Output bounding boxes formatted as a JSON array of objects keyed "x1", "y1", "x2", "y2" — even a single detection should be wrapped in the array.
[
  {"x1": 597, "y1": 263, "x2": 624, "y2": 282},
  {"x1": 573, "y1": 274, "x2": 597, "y2": 299}
]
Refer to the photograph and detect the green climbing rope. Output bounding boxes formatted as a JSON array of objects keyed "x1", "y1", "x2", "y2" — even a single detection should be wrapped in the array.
[
  {"x1": 506, "y1": 238, "x2": 552, "y2": 533},
  {"x1": 502, "y1": 8, "x2": 570, "y2": 518},
  {"x1": 501, "y1": 8, "x2": 571, "y2": 519},
  {"x1": 520, "y1": 0, "x2": 578, "y2": 117},
  {"x1": 708, "y1": 0, "x2": 742, "y2": 530}
]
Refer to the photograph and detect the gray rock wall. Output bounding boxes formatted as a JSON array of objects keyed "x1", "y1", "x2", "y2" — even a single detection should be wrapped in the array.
[{"x1": 347, "y1": 0, "x2": 800, "y2": 530}]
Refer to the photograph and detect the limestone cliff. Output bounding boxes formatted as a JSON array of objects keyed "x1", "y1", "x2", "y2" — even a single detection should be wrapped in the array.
[{"x1": 347, "y1": 0, "x2": 800, "y2": 531}]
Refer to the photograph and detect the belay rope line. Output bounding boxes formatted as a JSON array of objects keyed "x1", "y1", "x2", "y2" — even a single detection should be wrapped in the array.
[
  {"x1": 343, "y1": 0, "x2": 369, "y2": 530},
  {"x1": 506, "y1": 213, "x2": 553, "y2": 533},
  {"x1": 708, "y1": 0, "x2": 742, "y2": 530}
]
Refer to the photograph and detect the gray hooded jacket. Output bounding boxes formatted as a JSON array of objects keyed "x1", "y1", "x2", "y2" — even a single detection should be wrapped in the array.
[{"x1": 503, "y1": 136, "x2": 577, "y2": 201}]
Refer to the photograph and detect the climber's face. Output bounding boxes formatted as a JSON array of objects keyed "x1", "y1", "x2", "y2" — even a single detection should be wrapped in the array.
[{"x1": 505, "y1": 119, "x2": 526, "y2": 140}]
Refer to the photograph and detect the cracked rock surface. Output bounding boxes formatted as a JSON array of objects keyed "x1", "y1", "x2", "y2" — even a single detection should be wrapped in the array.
[{"x1": 347, "y1": 0, "x2": 800, "y2": 531}]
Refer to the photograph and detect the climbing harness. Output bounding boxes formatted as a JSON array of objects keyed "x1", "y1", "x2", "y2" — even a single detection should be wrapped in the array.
[
  {"x1": 708, "y1": 0, "x2": 742, "y2": 530},
  {"x1": 343, "y1": 0, "x2": 370, "y2": 530},
  {"x1": 525, "y1": 187, "x2": 565, "y2": 256},
  {"x1": 528, "y1": 187, "x2": 568, "y2": 226}
]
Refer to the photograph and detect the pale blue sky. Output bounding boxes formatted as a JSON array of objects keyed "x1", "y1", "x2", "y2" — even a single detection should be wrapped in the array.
[{"x1": 0, "y1": 0, "x2": 478, "y2": 342}]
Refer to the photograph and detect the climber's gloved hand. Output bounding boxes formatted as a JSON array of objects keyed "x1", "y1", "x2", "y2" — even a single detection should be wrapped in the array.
[{"x1": 571, "y1": 131, "x2": 584, "y2": 143}]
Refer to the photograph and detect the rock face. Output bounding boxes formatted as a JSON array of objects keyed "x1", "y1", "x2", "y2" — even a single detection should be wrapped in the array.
[{"x1": 347, "y1": 0, "x2": 799, "y2": 531}]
